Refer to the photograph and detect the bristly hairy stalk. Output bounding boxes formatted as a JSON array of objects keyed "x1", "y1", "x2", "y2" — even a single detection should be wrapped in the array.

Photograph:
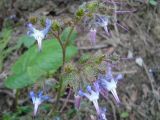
[{"x1": 52, "y1": 26, "x2": 75, "y2": 112}]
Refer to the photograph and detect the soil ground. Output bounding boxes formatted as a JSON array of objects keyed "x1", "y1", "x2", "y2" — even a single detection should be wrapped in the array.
[{"x1": 0, "y1": 0, "x2": 160, "y2": 120}]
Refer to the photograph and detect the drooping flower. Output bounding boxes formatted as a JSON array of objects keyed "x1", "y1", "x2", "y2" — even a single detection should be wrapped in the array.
[
  {"x1": 29, "y1": 91, "x2": 50, "y2": 116},
  {"x1": 78, "y1": 82, "x2": 100, "y2": 115},
  {"x1": 27, "y1": 19, "x2": 52, "y2": 52},
  {"x1": 98, "y1": 107, "x2": 107, "y2": 120},
  {"x1": 94, "y1": 14, "x2": 110, "y2": 36},
  {"x1": 98, "y1": 65, "x2": 123, "y2": 104},
  {"x1": 89, "y1": 28, "x2": 97, "y2": 45}
]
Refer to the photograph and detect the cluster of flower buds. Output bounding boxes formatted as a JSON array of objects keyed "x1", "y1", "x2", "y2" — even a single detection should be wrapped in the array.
[{"x1": 75, "y1": 64, "x2": 123, "y2": 119}]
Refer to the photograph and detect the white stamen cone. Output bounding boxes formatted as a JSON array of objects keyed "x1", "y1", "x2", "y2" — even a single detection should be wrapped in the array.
[{"x1": 111, "y1": 89, "x2": 120, "y2": 103}]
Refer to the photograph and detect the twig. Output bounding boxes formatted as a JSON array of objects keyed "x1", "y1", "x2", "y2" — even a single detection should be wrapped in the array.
[
  {"x1": 108, "y1": 99, "x2": 117, "y2": 120},
  {"x1": 78, "y1": 44, "x2": 108, "y2": 50},
  {"x1": 111, "y1": 0, "x2": 122, "y2": 45},
  {"x1": 0, "y1": 89, "x2": 15, "y2": 98},
  {"x1": 143, "y1": 62, "x2": 160, "y2": 110},
  {"x1": 113, "y1": 70, "x2": 137, "y2": 75},
  {"x1": 60, "y1": 88, "x2": 72, "y2": 112}
]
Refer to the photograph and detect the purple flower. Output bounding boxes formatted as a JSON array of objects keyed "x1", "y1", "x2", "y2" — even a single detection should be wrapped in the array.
[
  {"x1": 78, "y1": 82, "x2": 100, "y2": 115},
  {"x1": 89, "y1": 28, "x2": 97, "y2": 45},
  {"x1": 27, "y1": 19, "x2": 52, "y2": 52},
  {"x1": 98, "y1": 107, "x2": 107, "y2": 120},
  {"x1": 94, "y1": 14, "x2": 110, "y2": 36},
  {"x1": 98, "y1": 65, "x2": 123, "y2": 104},
  {"x1": 29, "y1": 91, "x2": 50, "y2": 116}
]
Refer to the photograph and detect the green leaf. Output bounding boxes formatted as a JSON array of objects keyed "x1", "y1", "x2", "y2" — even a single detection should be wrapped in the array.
[
  {"x1": 5, "y1": 72, "x2": 35, "y2": 89},
  {"x1": 79, "y1": 53, "x2": 91, "y2": 64},
  {"x1": 149, "y1": 0, "x2": 157, "y2": 6},
  {"x1": 0, "y1": 28, "x2": 18, "y2": 72},
  {"x1": 18, "y1": 106, "x2": 32, "y2": 114},
  {"x1": 5, "y1": 39, "x2": 77, "y2": 89},
  {"x1": 17, "y1": 35, "x2": 36, "y2": 48},
  {"x1": 120, "y1": 112, "x2": 129, "y2": 118},
  {"x1": 39, "y1": 104, "x2": 52, "y2": 111},
  {"x1": 60, "y1": 27, "x2": 77, "y2": 44},
  {"x1": 2, "y1": 113, "x2": 17, "y2": 120},
  {"x1": 0, "y1": 29, "x2": 12, "y2": 50}
]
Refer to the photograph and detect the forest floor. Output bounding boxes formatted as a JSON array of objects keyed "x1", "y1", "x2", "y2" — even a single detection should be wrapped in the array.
[{"x1": 0, "y1": 0, "x2": 160, "y2": 120}]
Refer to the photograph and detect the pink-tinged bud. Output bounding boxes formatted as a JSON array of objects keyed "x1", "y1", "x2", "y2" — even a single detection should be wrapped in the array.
[
  {"x1": 89, "y1": 28, "x2": 97, "y2": 45},
  {"x1": 74, "y1": 95, "x2": 81, "y2": 110}
]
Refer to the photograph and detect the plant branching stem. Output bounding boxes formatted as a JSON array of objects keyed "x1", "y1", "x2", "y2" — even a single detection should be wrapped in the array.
[{"x1": 52, "y1": 26, "x2": 75, "y2": 112}]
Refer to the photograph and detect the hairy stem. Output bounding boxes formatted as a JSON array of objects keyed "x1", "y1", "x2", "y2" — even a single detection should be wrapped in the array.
[
  {"x1": 15, "y1": 89, "x2": 19, "y2": 111},
  {"x1": 52, "y1": 32, "x2": 65, "y2": 65},
  {"x1": 52, "y1": 27, "x2": 75, "y2": 112}
]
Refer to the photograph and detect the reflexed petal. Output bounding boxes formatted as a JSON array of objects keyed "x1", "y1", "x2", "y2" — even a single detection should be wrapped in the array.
[
  {"x1": 38, "y1": 91, "x2": 43, "y2": 97},
  {"x1": 93, "y1": 82, "x2": 100, "y2": 93},
  {"x1": 46, "y1": 19, "x2": 52, "y2": 26},
  {"x1": 78, "y1": 90, "x2": 85, "y2": 96},
  {"x1": 41, "y1": 19, "x2": 52, "y2": 35},
  {"x1": 83, "y1": 93, "x2": 92, "y2": 100},
  {"x1": 27, "y1": 23, "x2": 37, "y2": 32},
  {"x1": 41, "y1": 96, "x2": 50, "y2": 101},
  {"x1": 86, "y1": 86, "x2": 92, "y2": 93},
  {"x1": 115, "y1": 74, "x2": 123, "y2": 82},
  {"x1": 27, "y1": 31, "x2": 33, "y2": 36},
  {"x1": 29, "y1": 91, "x2": 35, "y2": 103},
  {"x1": 105, "y1": 65, "x2": 113, "y2": 80}
]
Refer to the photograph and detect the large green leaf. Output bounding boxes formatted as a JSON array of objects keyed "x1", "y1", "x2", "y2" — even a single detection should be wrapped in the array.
[
  {"x1": 5, "y1": 39, "x2": 77, "y2": 89},
  {"x1": 0, "y1": 28, "x2": 13, "y2": 71},
  {"x1": 17, "y1": 35, "x2": 36, "y2": 48},
  {"x1": 148, "y1": 0, "x2": 157, "y2": 6}
]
